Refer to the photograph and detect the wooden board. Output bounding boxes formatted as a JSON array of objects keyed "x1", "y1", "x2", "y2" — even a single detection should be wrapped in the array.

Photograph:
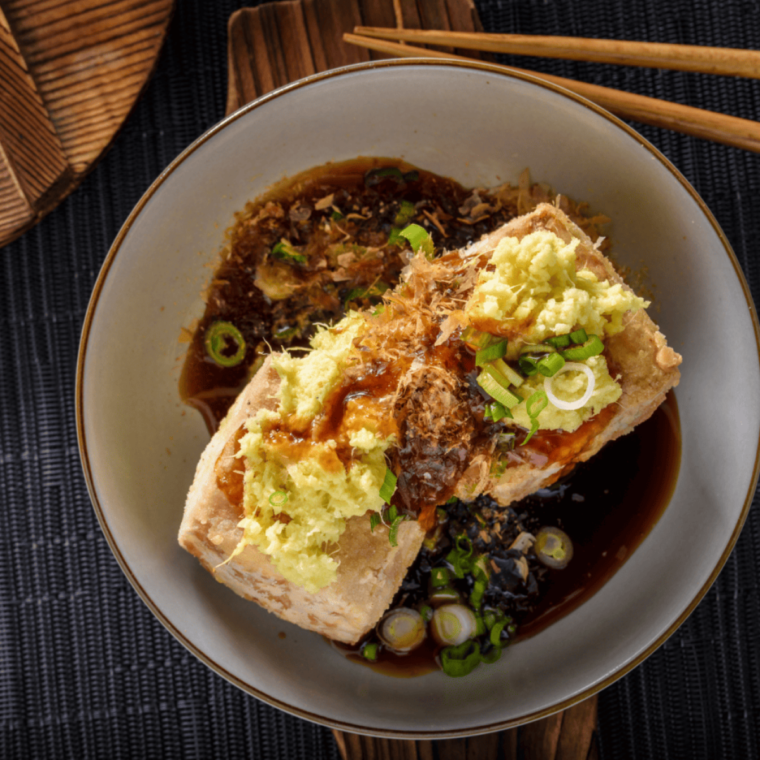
[
  {"x1": 225, "y1": 2, "x2": 600, "y2": 757},
  {"x1": 0, "y1": 0, "x2": 174, "y2": 248}
]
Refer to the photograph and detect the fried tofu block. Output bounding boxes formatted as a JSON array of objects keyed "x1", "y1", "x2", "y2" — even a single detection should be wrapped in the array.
[
  {"x1": 178, "y1": 356, "x2": 425, "y2": 644},
  {"x1": 455, "y1": 204, "x2": 682, "y2": 503}
]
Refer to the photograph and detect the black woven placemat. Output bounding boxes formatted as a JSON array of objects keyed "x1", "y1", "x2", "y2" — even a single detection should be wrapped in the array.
[{"x1": 0, "y1": 0, "x2": 758, "y2": 757}]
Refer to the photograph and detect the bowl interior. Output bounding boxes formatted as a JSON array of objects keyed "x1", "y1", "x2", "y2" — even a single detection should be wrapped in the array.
[{"x1": 78, "y1": 60, "x2": 760, "y2": 735}]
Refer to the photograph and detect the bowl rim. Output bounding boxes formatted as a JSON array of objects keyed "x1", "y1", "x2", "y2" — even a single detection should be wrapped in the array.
[{"x1": 76, "y1": 57, "x2": 760, "y2": 738}]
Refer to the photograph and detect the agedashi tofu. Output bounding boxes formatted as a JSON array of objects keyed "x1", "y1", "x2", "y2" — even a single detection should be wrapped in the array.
[{"x1": 179, "y1": 203, "x2": 681, "y2": 644}]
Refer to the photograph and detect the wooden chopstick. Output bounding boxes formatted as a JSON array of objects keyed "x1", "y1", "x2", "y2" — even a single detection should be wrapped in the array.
[
  {"x1": 353, "y1": 27, "x2": 760, "y2": 79},
  {"x1": 344, "y1": 33, "x2": 760, "y2": 153}
]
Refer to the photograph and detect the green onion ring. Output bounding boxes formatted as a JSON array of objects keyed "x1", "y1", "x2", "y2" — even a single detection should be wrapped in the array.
[
  {"x1": 205, "y1": 321, "x2": 246, "y2": 368},
  {"x1": 440, "y1": 641, "x2": 481, "y2": 678},
  {"x1": 269, "y1": 491, "x2": 288, "y2": 507}
]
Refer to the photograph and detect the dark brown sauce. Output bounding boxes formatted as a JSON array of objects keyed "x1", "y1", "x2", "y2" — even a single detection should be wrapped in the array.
[{"x1": 179, "y1": 158, "x2": 520, "y2": 434}]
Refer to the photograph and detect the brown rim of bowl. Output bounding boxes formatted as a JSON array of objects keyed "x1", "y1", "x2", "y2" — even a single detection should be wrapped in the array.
[{"x1": 76, "y1": 57, "x2": 760, "y2": 739}]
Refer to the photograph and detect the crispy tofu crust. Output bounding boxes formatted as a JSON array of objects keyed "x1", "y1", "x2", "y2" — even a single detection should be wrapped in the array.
[
  {"x1": 179, "y1": 202, "x2": 681, "y2": 644},
  {"x1": 456, "y1": 204, "x2": 682, "y2": 503},
  {"x1": 178, "y1": 356, "x2": 425, "y2": 644}
]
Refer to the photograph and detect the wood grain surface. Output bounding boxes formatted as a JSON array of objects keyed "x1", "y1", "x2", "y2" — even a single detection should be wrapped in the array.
[
  {"x1": 224, "y1": 2, "x2": 598, "y2": 758},
  {"x1": 0, "y1": 0, "x2": 173, "y2": 247}
]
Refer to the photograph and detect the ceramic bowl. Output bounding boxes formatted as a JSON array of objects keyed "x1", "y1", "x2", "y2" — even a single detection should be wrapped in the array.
[{"x1": 77, "y1": 59, "x2": 760, "y2": 737}]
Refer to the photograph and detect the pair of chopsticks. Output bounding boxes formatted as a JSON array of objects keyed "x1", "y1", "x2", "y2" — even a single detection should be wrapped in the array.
[{"x1": 344, "y1": 28, "x2": 760, "y2": 153}]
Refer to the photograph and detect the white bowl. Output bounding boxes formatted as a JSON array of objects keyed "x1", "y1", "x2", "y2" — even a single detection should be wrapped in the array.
[{"x1": 77, "y1": 59, "x2": 760, "y2": 737}]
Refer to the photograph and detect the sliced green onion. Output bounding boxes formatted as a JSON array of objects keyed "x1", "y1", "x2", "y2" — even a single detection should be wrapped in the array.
[
  {"x1": 471, "y1": 555, "x2": 490, "y2": 583},
  {"x1": 536, "y1": 352, "x2": 566, "y2": 377},
  {"x1": 430, "y1": 586, "x2": 461, "y2": 605},
  {"x1": 518, "y1": 355, "x2": 540, "y2": 376},
  {"x1": 388, "y1": 515, "x2": 404, "y2": 547},
  {"x1": 534, "y1": 526, "x2": 574, "y2": 569},
  {"x1": 491, "y1": 358, "x2": 524, "y2": 387},
  {"x1": 369, "y1": 513, "x2": 381, "y2": 532},
  {"x1": 399, "y1": 223, "x2": 434, "y2": 258},
  {"x1": 431, "y1": 567, "x2": 451, "y2": 588},
  {"x1": 420, "y1": 605, "x2": 434, "y2": 622},
  {"x1": 522, "y1": 419, "x2": 540, "y2": 446},
  {"x1": 474, "y1": 613, "x2": 486, "y2": 637},
  {"x1": 446, "y1": 535, "x2": 474, "y2": 578},
  {"x1": 361, "y1": 642, "x2": 379, "y2": 661},
  {"x1": 483, "y1": 610, "x2": 498, "y2": 631},
  {"x1": 484, "y1": 401, "x2": 512, "y2": 422},
  {"x1": 440, "y1": 640, "x2": 481, "y2": 678},
  {"x1": 475, "y1": 339, "x2": 507, "y2": 366},
  {"x1": 461, "y1": 326, "x2": 493, "y2": 350},
  {"x1": 205, "y1": 321, "x2": 246, "y2": 368},
  {"x1": 379, "y1": 608, "x2": 426, "y2": 652},
  {"x1": 387, "y1": 227, "x2": 403, "y2": 246},
  {"x1": 569, "y1": 328, "x2": 588, "y2": 344},
  {"x1": 331, "y1": 209, "x2": 344, "y2": 220},
  {"x1": 480, "y1": 645, "x2": 502, "y2": 664},
  {"x1": 445, "y1": 496, "x2": 458, "y2": 505},
  {"x1": 520, "y1": 343, "x2": 556, "y2": 355},
  {"x1": 545, "y1": 361, "x2": 596, "y2": 411},
  {"x1": 394, "y1": 200, "x2": 416, "y2": 226},
  {"x1": 344, "y1": 281, "x2": 389, "y2": 308},
  {"x1": 521, "y1": 389, "x2": 548, "y2": 447},
  {"x1": 365, "y1": 166, "x2": 404, "y2": 185},
  {"x1": 526, "y1": 389, "x2": 549, "y2": 419},
  {"x1": 560, "y1": 334, "x2": 604, "y2": 361},
  {"x1": 273, "y1": 326, "x2": 298, "y2": 342},
  {"x1": 477, "y1": 367, "x2": 522, "y2": 408},
  {"x1": 403, "y1": 170, "x2": 419, "y2": 182},
  {"x1": 490, "y1": 620, "x2": 507, "y2": 647},
  {"x1": 431, "y1": 605, "x2": 478, "y2": 647},
  {"x1": 546, "y1": 334, "x2": 571, "y2": 348},
  {"x1": 388, "y1": 504, "x2": 398, "y2": 522},
  {"x1": 269, "y1": 491, "x2": 288, "y2": 507},
  {"x1": 272, "y1": 240, "x2": 307, "y2": 264},
  {"x1": 379, "y1": 467, "x2": 397, "y2": 505},
  {"x1": 470, "y1": 579, "x2": 487, "y2": 609}
]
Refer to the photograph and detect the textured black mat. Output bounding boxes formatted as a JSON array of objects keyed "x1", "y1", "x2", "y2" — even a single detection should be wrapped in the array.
[{"x1": 1, "y1": 0, "x2": 759, "y2": 757}]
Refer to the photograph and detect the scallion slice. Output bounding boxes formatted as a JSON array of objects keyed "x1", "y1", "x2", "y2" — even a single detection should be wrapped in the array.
[
  {"x1": 480, "y1": 645, "x2": 502, "y2": 664},
  {"x1": 536, "y1": 352, "x2": 566, "y2": 377},
  {"x1": 470, "y1": 579, "x2": 487, "y2": 609},
  {"x1": 484, "y1": 401, "x2": 512, "y2": 422},
  {"x1": 475, "y1": 339, "x2": 507, "y2": 366},
  {"x1": 526, "y1": 389, "x2": 549, "y2": 419},
  {"x1": 379, "y1": 467, "x2": 397, "y2": 505},
  {"x1": 477, "y1": 367, "x2": 522, "y2": 408},
  {"x1": 440, "y1": 641, "x2": 481, "y2": 678},
  {"x1": 269, "y1": 491, "x2": 288, "y2": 507},
  {"x1": 546, "y1": 334, "x2": 571, "y2": 348},
  {"x1": 490, "y1": 620, "x2": 507, "y2": 647},
  {"x1": 399, "y1": 223, "x2": 435, "y2": 258},
  {"x1": 431, "y1": 567, "x2": 451, "y2": 587},
  {"x1": 518, "y1": 355, "x2": 540, "y2": 376},
  {"x1": 369, "y1": 513, "x2": 381, "y2": 532},
  {"x1": 388, "y1": 515, "x2": 404, "y2": 547},
  {"x1": 519, "y1": 343, "x2": 556, "y2": 355},
  {"x1": 569, "y1": 328, "x2": 588, "y2": 344},
  {"x1": 272, "y1": 240, "x2": 307, "y2": 264},
  {"x1": 560, "y1": 334, "x2": 604, "y2": 361},
  {"x1": 491, "y1": 358, "x2": 524, "y2": 387},
  {"x1": 461, "y1": 326, "x2": 493, "y2": 350},
  {"x1": 544, "y1": 361, "x2": 596, "y2": 411},
  {"x1": 204, "y1": 321, "x2": 247, "y2": 368},
  {"x1": 394, "y1": 200, "x2": 416, "y2": 226},
  {"x1": 521, "y1": 389, "x2": 549, "y2": 446},
  {"x1": 361, "y1": 642, "x2": 379, "y2": 661}
]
